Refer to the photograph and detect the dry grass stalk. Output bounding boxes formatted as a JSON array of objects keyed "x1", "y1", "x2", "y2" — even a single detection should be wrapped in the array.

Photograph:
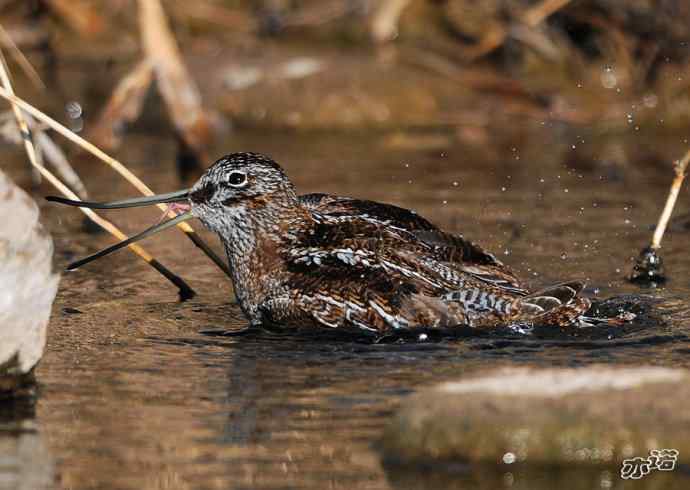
[
  {"x1": 170, "y1": 0, "x2": 256, "y2": 32},
  {"x1": 0, "y1": 111, "x2": 89, "y2": 198},
  {"x1": 44, "y1": 0, "x2": 105, "y2": 37},
  {"x1": 0, "y1": 50, "x2": 194, "y2": 297},
  {"x1": 0, "y1": 23, "x2": 45, "y2": 90},
  {"x1": 138, "y1": 0, "x2": 213, "y2": 156},
  {"x1": 464, "y1": 0, "x2": 573, "y2": 60},
  {"x1": 651, "y1": 149, "x2": 690, "y2": 249},
  {"x1": 33, "y1": 126, "x2": 88, "y2": 198},
  {"x1": 89, "y1": 59, "x2": 154, "y2": 149},
  {"x1": 0, "y1": 88, "x2": 232, "y2": 279},
  {"x1": 522, "y1": 0, "x2": 573, "y2": 28},
  {"x1": 370, "y1": 0, "x2": 412, "y2": 43}
]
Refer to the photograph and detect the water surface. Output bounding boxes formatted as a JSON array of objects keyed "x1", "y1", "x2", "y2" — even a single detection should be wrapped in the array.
[{"x1": 4, "y1": 127, "x2": 690, "y2": 489}]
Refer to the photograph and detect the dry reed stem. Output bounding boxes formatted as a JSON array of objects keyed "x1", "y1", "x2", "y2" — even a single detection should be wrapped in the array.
[
  {"x1": 0, "y1": 23, "x2": 45, "y2": 90},
  {"x1": 44, "y1": 0, "x2": 105, "y2": 37},
  {"x1": 465, "y1": 0, "x2": 573, "y2": 60},
  {"x1": 0, "y1": 50, "x2": 194, "y2": 297},
  {"x1": 89, "y1": 59, "x2": 154, "y2": 149},
  {"x1": 0, "y1": 86, "x2": 232, "y2": 278},
  {"x1": 370, "y1": 0, "x2": 412, "y2": 43},
  {"x1": 522, "y1": 0, "x2": 573, "y2": 28},
  {"x1": 139, "y1": 0, "x2": 212, "y2": 154},
  {"x1": 651, "y1": 149, "x2": 690, "y2": 249}
]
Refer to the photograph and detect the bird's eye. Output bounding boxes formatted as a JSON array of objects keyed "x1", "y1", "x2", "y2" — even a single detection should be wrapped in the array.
[{"x1": 227, "y1": 172, "x2": 247, "y2": 187}]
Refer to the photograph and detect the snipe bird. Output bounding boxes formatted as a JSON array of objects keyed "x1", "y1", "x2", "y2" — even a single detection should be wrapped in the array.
[{"x1": 49, "y1": 152, "x2": 592, "y2": 335}]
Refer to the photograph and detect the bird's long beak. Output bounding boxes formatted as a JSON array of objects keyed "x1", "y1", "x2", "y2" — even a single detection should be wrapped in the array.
[
  {"x1": 46, "y1": 189, "x2": 190, "y2": 209},
  {"x1": 46, "y1": 190, "x2": 194, "y2": 271}
]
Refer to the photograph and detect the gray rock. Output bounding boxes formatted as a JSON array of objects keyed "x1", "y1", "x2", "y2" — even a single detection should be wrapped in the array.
[
  {"x1": 382, "y1": 366, "x2": 690, "y2": 466},
  {"x1": 0, "y1": 170, "x2": 59, "y2": 392}
]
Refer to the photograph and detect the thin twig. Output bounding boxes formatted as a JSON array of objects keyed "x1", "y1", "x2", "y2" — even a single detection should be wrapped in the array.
[
  {"x1": 370, "y1": 0, "x2": 412, "y2": 43},
  {"x1": 651, "y1": 149, "x2": 690, "y2": 249},
  {"x1": 464, "y1": 0, "x2": 573, "y2": 61},
  {"x1": 0, "y1": 23, "x2": 45, "y2": 90},
  {"x1": 0, "y1": 49, "x2": 194, "y2": 298},
  {"x1": 139, "y1": 0, "x2": 214, "y2": 156},
  {"x1": 522, "y1": 0, "x2": 573, "y2": 28},
  {"x1": 0, "y1": 86, "x2": 232, "y2": 278}
]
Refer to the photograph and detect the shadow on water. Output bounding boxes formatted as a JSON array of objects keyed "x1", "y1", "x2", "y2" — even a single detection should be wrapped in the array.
[{"x1": 5, "y1": 126, "x2": 689, "y2": 489}]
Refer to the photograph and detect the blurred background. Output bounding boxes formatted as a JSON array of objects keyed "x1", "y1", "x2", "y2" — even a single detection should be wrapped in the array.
[{"x1": 2, "y1": 0, "x2": 690, "y2": 164}]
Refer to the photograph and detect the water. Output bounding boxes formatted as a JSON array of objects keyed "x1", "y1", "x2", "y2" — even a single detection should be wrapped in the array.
[{"x1": 3, "y1": 128, "x2": 690, "y2": 489}]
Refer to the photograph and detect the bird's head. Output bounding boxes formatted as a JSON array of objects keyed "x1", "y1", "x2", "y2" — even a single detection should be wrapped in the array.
[
  {"x1": 46, "y1": 152, "x2": 298, "y2": 270},
  {"x1": 189, "y1": 152, "x2": 297, "y2": 232}
]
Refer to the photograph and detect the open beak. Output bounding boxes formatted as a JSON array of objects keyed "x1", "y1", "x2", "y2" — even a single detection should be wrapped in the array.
[
  {"x1": 46, "y1": 190, "x2": 194, "y2": 271},
  {"x1": 46, "y1": 189, "x2": 190, "y2": 209}
]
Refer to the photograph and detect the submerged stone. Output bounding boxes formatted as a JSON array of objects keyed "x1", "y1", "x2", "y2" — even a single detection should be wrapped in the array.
[
  {"x1": 630, "y1": 245, "x2": 666, "y2": 285},
  {"x1": 0, "y1": 170, "x2": 59, "y2": 394},
  {"x1": 382, "y1": 366, "x2": 690, "y2": 466}
]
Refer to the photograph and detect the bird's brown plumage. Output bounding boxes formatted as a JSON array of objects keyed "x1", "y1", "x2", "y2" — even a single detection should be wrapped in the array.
[{"x1": 187, "y1": 153, "x2": 591, "y2": 336}]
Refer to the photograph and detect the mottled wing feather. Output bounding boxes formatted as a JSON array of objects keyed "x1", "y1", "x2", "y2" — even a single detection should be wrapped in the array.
[
  {"x1": 300, "y1": 193, "x2": 437, "y2": 231},
  {"x1": 300, "y1": 193, "x2": 523, "y2": 292},
  {"x1": 282, "y1": 262, "x2": 424, "y2": 332},
  {"x1": 289, "y1": 194, "x2": 589, "y2": 331}
]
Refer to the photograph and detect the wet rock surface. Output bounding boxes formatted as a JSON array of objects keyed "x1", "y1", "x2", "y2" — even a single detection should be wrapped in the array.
[
  {"x1": 382, "y1": 366, "x2": 690, "y2": 466},
  {"x1": 0, "y1": 170, "x2": 59, "y2": 394}
]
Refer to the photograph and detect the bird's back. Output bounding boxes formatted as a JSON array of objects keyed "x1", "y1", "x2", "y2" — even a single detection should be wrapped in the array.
[{"x1": 261, "y1": 193, "x2": 590, "y2": 334}]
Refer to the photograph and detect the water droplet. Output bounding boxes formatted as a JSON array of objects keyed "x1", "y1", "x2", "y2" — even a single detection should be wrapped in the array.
[
  {"x1": 601, "y1": 67, "x2": 617, "y2": 89},
  {"x1": 501, "y1": 187, "x2": 506, "y2": 192},
  {"x1": 65, "y1": 101, "x2": 82, "y2": 119},
  {"x1": 643, "y1": 93, "x2": 658, "y2": 108},
  {"x1": 600, "y1": 471, "x2": 613, "y2": 489},
  {"x1": 564, "y1": 188, "x2": 569, "y2": 193},
  {"x1": 560, "y1": 252, "x2": 568, "y2": 260},
  {"x1": 504, "y1": 249, "x2": 510, "y2": 255},
  {"x1": 452, "y1": 181, "x2": 459, "y2": 187}
]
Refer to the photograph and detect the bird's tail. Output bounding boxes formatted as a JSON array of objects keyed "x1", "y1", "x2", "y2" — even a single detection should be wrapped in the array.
[{"x1": 515, "y1": 281, "x2": 591, "y2": 327}]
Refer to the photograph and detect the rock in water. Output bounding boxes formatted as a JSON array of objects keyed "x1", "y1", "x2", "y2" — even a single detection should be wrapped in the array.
[
  {"x1": 0, "y1": 170, "x2": 59, "y2": 393},
  {"x1": 382, "y1": 366, "x2": 690, "y2": 466}
]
